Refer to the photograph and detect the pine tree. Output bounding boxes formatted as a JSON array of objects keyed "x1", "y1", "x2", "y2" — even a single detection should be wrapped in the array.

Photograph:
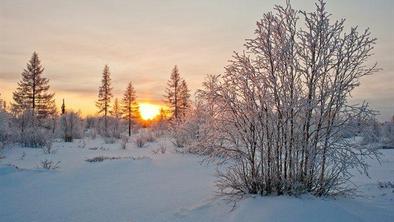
[
  {"x1": 178, "y1": 79, "x2": 191, "y2": 119},
  {"x1": 12, "y1": 52, "x2": 55, "y2": 119},
  {"x1": 111, "y1": 98, "x2": 121, "y2": 119},
  {"x1": 165, "y1": 65, "x2": 190, "y2": 121},
  {"x1": 96, "y1": 65, "x2": 113, "y2": 135},
  {"x1": 121, "y1": 82, "x2": 138, "y2": 136}
]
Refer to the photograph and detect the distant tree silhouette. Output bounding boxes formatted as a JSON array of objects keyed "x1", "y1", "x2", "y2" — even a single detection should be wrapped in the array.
[
  {"x1": 121, "y1": 82, "x2": 138, "y2": 136},
  {"x1": 12, "y1": 52, "x2": 55, "y2": 119},
  {"x1": 96, "y1": 65, "x2": 113, "y2": 135},
  {"x1": 61, "y1": 99, "x2": 66, "y2": 115},
  {"x1": 165, "y1": 65, "x2": 190, "y2": 121},
  {"x1": 178, "y1": 79, "x2": 191, "y2": 120},
  {"x1": 111, "y1": 98, "x2": 121, "y2": 119}
]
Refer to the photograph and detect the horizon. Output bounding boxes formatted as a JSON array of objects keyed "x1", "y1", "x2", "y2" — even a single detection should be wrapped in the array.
[{"x1": 0, "y1": 0, "x2": 393, "y2": 120}]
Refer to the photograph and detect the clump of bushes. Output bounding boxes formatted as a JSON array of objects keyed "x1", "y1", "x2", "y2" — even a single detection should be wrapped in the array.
[{"x1": 133, "y1": 131, "x2": 157, "y2": 148}]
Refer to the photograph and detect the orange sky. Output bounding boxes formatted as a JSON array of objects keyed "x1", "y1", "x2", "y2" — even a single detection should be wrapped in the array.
[{"x1": 0, "y1": 0, "x2": 393, "y2": 120}]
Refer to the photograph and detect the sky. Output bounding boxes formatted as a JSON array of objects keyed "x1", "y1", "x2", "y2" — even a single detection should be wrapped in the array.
[{"x1": 0, "y1": 0, "x2": 393, "y2": 120}]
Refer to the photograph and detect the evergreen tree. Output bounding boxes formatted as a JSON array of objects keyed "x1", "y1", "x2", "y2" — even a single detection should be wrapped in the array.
[
  {"x1": 12, "y1": 52, "x2": 55, "y2": 119},
  {"x1": 110, "y1": 98, "x2": 121, "y2": 138},
  {"x1": 96, "y1": 65, "x2": 113, "y2": 135},
  {"x1": 165, "y1": 65, "x2": 190, "y2": 121},
  {"x1": 121, "y1": 82, "x2": 138, "y2": 136},
  {"x1": 61, "y1": 99, "x2": 65, "y2": 115},
  {"x1": 178, "y1": 79, "x2": 191, "y2": 119},
  {"x1": 111, "y1": 98, "x2": 121, "y2": 119}
]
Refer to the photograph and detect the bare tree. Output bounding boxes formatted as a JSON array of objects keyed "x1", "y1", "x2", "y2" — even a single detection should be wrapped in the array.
[{"x1": 196, "y1": 0, "x2": 379, "y2": 197}]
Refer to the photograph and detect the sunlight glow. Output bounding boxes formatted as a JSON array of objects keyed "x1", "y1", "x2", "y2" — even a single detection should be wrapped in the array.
[{"x1": 139, "y1": 103, "x2": 161, "y2": 120}]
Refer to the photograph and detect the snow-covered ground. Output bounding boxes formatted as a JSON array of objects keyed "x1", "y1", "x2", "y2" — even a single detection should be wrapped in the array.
[{"x1": 0, "y1": 137, "x2": 393, "y2": 222}]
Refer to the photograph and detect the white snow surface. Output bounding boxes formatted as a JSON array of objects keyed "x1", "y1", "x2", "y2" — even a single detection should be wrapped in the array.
[{"x1": 1, "y1": 137, "x2": 393, "y2": 222}]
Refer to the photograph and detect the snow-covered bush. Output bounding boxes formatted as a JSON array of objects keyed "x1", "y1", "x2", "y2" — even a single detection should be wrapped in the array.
[
  {"x1": 95, "y1": 116, "x2": 123, "y2": 139},
  {"x1": 134, "y1": 133, "x2": 147, "y2": 148},
  {"x1": 132, "y1": 129, "x2": 157, "y2": 148},
  {"x1": 0, "y1": 109, "x2": 12, "y2": 146},
  {"x1": 144, "y1": 131, "x2": 156, "y2": 143},
  {"x1": 170, "y1": 110, "x2": 206, "y2": 150},
  {"x1": 10, "y1": 109, "x2": 51, "y2": 147},
  {"x1": 104, "y1": 136, "x2": 116, "y2": 144},
  {"x1": 108, "y1": 116, "x2": 122, "y2": 139},
  {"x1": 19, "y1": 126, "x2": 50, "y2": 148},
  {"x1": 59, "y1": 111, "x2": 84, "y2": 142},
  {"x1": 194, "y1": 0, "x2": 380, "y2": 197},
  {"x1": 172, "y1": 75, "x2": 226, "y2": 156},
  {"x1": 358, "y1": 116, "x2": 381, "y2": 145},
  {"x1": 120, "y1": 136, "x2": 128, "y2": 149},
  {"x1": 381, "y1": 121, "x2": 394, "y2": 147},
  {"x1": 85, "y1": 115, "x2": 97, "y2": 129}
]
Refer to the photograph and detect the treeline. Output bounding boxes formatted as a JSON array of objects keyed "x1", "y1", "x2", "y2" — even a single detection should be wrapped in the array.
[{"x1": 0, "y1": 51, "x2": 191, "y2": 147}]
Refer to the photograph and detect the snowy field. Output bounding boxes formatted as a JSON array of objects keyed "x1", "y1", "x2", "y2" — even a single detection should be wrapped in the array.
[{"x1": 0, "y1": 137, "x2": 393, "y2": 222}]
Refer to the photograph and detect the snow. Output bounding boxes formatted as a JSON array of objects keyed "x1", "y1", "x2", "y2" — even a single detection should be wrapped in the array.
[{"x1": 1, "y1": 137, "x2": 393, "y2": 222}]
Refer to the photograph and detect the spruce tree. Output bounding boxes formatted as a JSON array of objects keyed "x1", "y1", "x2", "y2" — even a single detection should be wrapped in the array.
[
  {"x1": 121, "y1": 82, "x2": 138, "y2": 136},
  {"x1": 178, "y1": 79, "x2": 191, "y2": 119},
  {"x1": 111, "y1": 98, "x2": 121, "y2": 119},
  {"x1": 165, "y1": 65, "x2": 190, "y2": 121},
  {"x1": 12, "y1": 52, "x2": 55, "y2": 119},
  {"x1": 96, "y1": 65, "x2": 113, "y2": 135}
]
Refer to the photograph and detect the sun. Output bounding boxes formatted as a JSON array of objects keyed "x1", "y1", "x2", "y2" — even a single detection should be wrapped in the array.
[{"x1": 139, "y1": 103, "x2": 161, "y2": 120}]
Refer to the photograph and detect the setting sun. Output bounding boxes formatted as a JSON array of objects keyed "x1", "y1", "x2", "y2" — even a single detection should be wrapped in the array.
[{"x1": 139, "y1": 103, "x2": 161, "y2": 120}]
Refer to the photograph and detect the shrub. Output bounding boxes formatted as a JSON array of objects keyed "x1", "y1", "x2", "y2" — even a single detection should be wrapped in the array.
[
  {"x1": 120, "y1": 136, "x2": 128, "y2": 150},
  {"x1": 39, "y1": 160, "x2": 61, "y2": 170},
  {"x1": 134, "y1": 134, "x2": 146, "y2": 148},
  {"x1": 59, "y1": 111, "x2": 84, "y2": 142},
  {"x1": 145, "y1": 132, "x2": 156, "y2": 143},
  {"x1": 19, "y1": 126, "x2": 50, "y2": 148},
  {"x1": 104, "y1": 136, "x2": 116, "y2": 144},
  {"x1": 194, "y1": 0, "x2": 380, "y2": 197}
]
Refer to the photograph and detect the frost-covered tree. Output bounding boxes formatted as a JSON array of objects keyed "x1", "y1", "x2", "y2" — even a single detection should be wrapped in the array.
[
  {"x1": 381, "y1": 121, "x2": 394, "y2": 147},
  {"x1": 121, "y1": 82, "x2": 138, "y2": 136},
  {"x1": 60, "y1": 110, "x2": 83, "y2": 142},
  {"x1": 96, "y1": 65, "x2": 113, "y2": 135},
  {"x1": 0, "y1": 107, "x2": 12, "y2": 147},
  {"x1": 165, "y1": 66, "x2": 190, "y2": 122},
  {"x1": 174, "y1": 74, "x2": 223, "y2": 154},
  {"x1": 12, "y1": 52, "x2": 55, "y2": 119},
  {"x1": 196, "y1": 0, "x2": 379, "y2": 197}
]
